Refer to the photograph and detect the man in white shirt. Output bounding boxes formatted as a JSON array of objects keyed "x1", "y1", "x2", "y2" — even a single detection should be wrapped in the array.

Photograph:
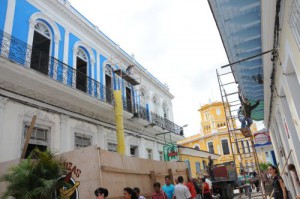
[
  {"x1": 205, "y1": 177, "x2": 213, "y2": 195},
  {"x1": 174, "y1": 176, "x2": 191, "y2": 199}
]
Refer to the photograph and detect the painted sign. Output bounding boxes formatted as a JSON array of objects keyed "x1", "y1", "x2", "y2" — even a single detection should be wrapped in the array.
[
  {"x1": 56, "y1": 161, "x2": 81, "y2": 199},
  {"x1": 163, "y1": 144, "x2": 179, "y2": 161},
  {"x1": 254, "y1": 130, "x2": 271, "y2": 147}
]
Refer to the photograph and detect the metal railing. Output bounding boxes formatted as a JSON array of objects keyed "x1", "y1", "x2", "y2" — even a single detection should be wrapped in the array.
[{"x1": 0, "y1": 29, "x2": 183, "y2": 135}]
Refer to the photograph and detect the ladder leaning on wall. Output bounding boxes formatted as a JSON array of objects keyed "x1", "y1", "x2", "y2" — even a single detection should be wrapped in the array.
[{"x1": 216, "y1": 68, "x2": 266, "y2": 199}]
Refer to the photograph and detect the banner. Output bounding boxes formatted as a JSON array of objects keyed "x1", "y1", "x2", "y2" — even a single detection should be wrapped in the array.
[
  {"x1": 163, "y1": 144, "x2": 179, "y2": 161},
  {"x1": 254, "y1": 130, "x2": 271, "y2": 147}
]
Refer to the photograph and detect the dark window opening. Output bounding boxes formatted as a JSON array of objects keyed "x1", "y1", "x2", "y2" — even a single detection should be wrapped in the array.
[
  {"x1": 30, "y1": 31, "x2": 50, "y2": 75},
  {"x1": 208, "y1": 142, "x2": 214, "y2": 154},
  {"x1": 76, "y1": 57, "x2": 87, "y2": 92},
  {"x1": 222, "y1": 140, "x2": 230, "y2": 155},
  {"x1": 105, "y1": 75, "x2": 113, "y2": 103},
  {"x1": 126, "y1": 87, "x2": 132, "y2": 113},
  {"x1": 25, "y1": 144, "x2": 47, "y2": 159}
]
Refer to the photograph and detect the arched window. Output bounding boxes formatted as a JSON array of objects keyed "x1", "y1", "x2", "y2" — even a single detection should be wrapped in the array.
[
  {"x1": 105, "y1": 64, "x2": 113, "y2": 103},
  {"x1": 162, "y1": 102, "x2": 168, "y2": 119},
  {"x1": 30, "y1": 21, "x2": 51, "y2": 75},
  {"x1": 194, "y1": 146, "x2": 200, "y2": 150},
  {"x1": 76, "y1": 48, "x2": 88, "y2": 92}
]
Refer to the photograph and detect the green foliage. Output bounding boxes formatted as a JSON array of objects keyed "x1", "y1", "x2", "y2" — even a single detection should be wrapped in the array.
[
  {"x1": 0, "y1": 148, "x2": 66, "y2": 199},
  {"x1": 259, "y1": 162, "x2": 272, "y2": 171}
]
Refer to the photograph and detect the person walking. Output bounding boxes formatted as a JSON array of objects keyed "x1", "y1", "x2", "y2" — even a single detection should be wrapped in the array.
[
  {"x1": 268, "y1": 165, "x2": 287, "y2": 199},
  {"x1": 174, "y1": 176, "x2": 192, "y2": 199},
  {"x1": 124, "y1": 187, "x2": 138, "y2": 199},
  {"x1": 94, "y1": 187, "x2": 109, "y2": 199},
  {"x1": 152, "y1": 182, "x2": 168, "y2": 199},
  {"x1": 193, "y1": 178, "x2": 202, "y2": 199},
  {"x1": 133, "y1": 187, "x2": 146, "y2": 199},
  {"x1": 185, "y1": 178, "x2": 197, "y2": 199},
  {"x1": 201, "y1": 178, "x2": 211, "y2": 199},
  {"x1": 207, "y1": 156, "x2": 214, "y2": 180},
  {"x1": 162, "y1": 175, "x2": 175, "y2": 199}
]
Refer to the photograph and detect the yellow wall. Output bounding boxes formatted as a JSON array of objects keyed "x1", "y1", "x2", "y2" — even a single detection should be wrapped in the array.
[
  {"x1": 179, "y1": 154, "x2": 210, "y2": 178},
  {"x1": 179, "y1": 101, "x2": 267, "y2": 174}
]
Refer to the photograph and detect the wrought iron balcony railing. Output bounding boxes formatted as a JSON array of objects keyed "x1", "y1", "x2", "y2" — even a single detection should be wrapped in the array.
[{"x1": 0, "y1": 29, "x2": 183, "y2": 135}]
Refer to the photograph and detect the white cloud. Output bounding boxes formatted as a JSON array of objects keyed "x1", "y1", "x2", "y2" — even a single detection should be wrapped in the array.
[{"x1": 68, "y1": 0, "x2": 233, "y2": 136}]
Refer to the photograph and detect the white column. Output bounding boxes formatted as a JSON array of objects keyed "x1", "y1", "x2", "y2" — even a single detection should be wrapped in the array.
[
  {"x1": 0, "y1": 97, "x2": 8, "y2": 159},
  {"x1": 139, "y1": 138, "x2": 146, "y2": 159},
  {"x1": 63, "y1": 29, "x2": 69, "y2": 84},
  {"x1": 60, "y1": 114, "x2": 69, "y2": 152},
  {"x1": 97, "y1": 125, "x2": 105, "y2": 149},
  {"x1": 2, "y1": 0, "x2": 16, "y2": 57}
]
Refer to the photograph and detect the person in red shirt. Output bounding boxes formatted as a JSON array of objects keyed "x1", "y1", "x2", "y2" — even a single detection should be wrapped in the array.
[
  {"x1": 185, "y1": 178, "x2": 197, "y2": 199},
  {"x1": 152, "y1": 182, "x2": 168, "y2": 199}
]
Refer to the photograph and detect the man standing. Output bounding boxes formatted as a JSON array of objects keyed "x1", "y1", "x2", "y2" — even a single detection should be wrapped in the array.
[
  {"x1": 174, "y1": 176, "x2": 191, "y2": 199},
  {"x1": 162, "y1": 175, "x2": 175, "y2": 199},
  {"x1": 152, "y1": 182, "x2": 168, "y2": 199},
  {"x1": 207, "y1": 156, "x2": 214, "y2": 180}
]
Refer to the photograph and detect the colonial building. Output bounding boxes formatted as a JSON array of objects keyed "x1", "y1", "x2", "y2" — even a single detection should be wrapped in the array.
[
  {"x1": 208, "y1": 0, "x2": 300, "y2": 197},
  {"x1": 178, "y1": 102, "x2": 266, "y2": 173},
  {"x1": 0, "y1": 0, "x2": 183, "y2": 162}
]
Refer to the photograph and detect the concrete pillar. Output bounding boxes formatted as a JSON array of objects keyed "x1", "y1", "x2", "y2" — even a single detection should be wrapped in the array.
[
  {"x1": 0, "y1": 97, "x2": 8, "y2": 161},
  {"x1": 60, "y1": 115, "x2": 69, "y2": 152},
  {"x1": 97, "y1": 125, "x2": 105, "y2": 149}
]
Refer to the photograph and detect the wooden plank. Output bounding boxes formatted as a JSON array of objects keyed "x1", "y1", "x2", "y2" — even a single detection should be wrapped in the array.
[
  {"x1": 20, "y1": 115, "x2": 37, "y2": 159},
  {"x1": 101, "y1": 166, "x2": 150, "y2": 175},
  {"x1": 168, "y1": 168, "x2": 174, "y2": 184}
]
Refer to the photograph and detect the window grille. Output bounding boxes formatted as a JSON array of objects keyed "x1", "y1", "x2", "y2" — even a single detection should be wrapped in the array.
[
  {"x1": 24, "y1": 125, "x2": 49, "y2": 145},
  {"x1": 107, "y1": 142, "x2": 117, "y2": 152},
  {"x1": 75, "y1": 133, "x2": 92, "y2": 148}
]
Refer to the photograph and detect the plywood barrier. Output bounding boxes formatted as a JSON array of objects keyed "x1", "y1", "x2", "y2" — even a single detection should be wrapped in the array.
[{"x1": 0, "y1": 146, "x2": 187, "y2": 199}]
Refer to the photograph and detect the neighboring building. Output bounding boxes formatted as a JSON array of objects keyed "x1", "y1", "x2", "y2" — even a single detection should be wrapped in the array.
[
  {"x1": 208, "y1": 0, "x2": 300, "y2": 197},
  {"x1": 178, "y1": 102, "x2": 266, "y2": 173},
  {"x1": 177, "y1": 145, "x2": 220, "y2": 178},
  {"x1": 0, "y1": 0, "x2": 183, "y2": 162}
]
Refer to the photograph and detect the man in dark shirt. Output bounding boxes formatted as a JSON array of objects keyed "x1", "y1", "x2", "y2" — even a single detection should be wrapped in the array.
[
  {"x1": 238, "y1": 92, "x2": 259, "y2": 128},
  {"x1": 207, "y1": 156, "x2": 214, "y2": 180}
]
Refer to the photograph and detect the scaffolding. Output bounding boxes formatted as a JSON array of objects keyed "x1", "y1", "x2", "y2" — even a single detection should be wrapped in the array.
[{"x1": 216, "y1": 68, "x2": 266, "y2": 199}]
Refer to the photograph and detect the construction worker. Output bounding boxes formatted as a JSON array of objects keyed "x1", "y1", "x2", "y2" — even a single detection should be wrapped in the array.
[{"x1": 238, "y1": 92, "x2": 259, "y2": 129}]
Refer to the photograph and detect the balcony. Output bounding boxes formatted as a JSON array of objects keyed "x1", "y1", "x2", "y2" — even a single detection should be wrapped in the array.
[{"x1": 0, "y1": 30, "x2": 183, "y2": 135}]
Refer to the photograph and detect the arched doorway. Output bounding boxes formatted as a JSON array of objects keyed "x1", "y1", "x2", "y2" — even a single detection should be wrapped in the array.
[
  {"x1": 30, "y1": 22, "x2": 51, "y2": 75},
  {"x1": 76, "y1": 48, "x2": 88, "y2": 92},
  {"x1": 105, "y1": 64, "x2": 113, "y2": 103}
]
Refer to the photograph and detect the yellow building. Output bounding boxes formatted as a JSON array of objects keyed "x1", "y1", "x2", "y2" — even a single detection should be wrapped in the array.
[
  {"x1": 178, "y1": 102, "x2": 266, "y2": 173},
  {"x1": 177, "y1": 145, "x2": 220, "y2": 178}
]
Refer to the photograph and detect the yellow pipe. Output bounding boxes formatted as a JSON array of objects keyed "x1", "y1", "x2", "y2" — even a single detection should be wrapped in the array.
[{"x1": 114, "y1": 90, "x2": 125, "y2": 154}]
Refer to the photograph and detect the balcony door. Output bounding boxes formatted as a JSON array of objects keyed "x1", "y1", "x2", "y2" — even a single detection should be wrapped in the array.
[
  {"x1": 76, "y1": 48, "x2": 87, "y2": 93},
  {"x1": 126, "y1": 85, "x2": 132, "y2": 112},
  {"x1": 105, "y1": 65, "x2": 113, "y2": 103},
  {"x1": 30, "y1": 22, "x2": 51, "y2": 75}
]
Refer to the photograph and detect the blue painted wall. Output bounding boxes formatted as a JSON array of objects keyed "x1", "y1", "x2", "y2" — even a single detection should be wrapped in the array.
[
  {"x1": 0, "y1": 0, "x2": 8, "y2": 31},
  {"x1": 11, "y1": 0, "x2": 39, "y2": 42}
]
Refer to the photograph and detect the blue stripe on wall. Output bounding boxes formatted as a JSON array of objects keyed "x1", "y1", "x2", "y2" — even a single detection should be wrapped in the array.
[
  {"x1": 99, "y1": 54, "x2": 107, "y2": 86},
  {"x1": 0, "y1": 0, "x2": 8, "y2": 31},
  {"x1": 68, "y1": 33, "x2": 80, "y2": 67},
  {"x1": 11, "y1": 0, "x2": 39, "y2": 42},
  {"x1": 56, "y1": 23, "x2": 65, "y2": 61}
]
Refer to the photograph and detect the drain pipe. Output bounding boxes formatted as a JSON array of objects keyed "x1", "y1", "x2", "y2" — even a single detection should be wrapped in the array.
[{"x1": 114, "y1": 90, "x2": 126, "y2": 155}]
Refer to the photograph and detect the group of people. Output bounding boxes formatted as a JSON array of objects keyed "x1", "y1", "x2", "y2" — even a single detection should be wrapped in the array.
[{"x1": 94, "y1": 175, "x2": 213, "y2": 199}]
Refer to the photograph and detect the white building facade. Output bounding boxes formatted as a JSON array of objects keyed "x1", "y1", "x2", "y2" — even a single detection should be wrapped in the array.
[
  {"x1": 0, "y1": 0, "x2": 183, "y2": 162},
  {"x1": 262, "y1": 0, "x2": 300, "y2": 197}
]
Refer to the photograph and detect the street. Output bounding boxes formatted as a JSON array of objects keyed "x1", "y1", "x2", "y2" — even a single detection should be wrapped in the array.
[{"x1": 233, "y1": 189, "x2": 265, "y2": 199}]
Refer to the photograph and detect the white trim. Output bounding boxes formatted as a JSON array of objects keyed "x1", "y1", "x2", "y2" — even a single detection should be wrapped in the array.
[
  {"x1": 3, "y1": 0, "x2": 16, "y2": 35},
  {"x1": 2, "y1": 0, "x2": 16, "y2": 57}
]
